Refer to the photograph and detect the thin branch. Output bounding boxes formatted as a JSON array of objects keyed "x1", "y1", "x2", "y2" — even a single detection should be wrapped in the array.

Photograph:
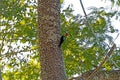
[
  {"x1": 0, "y1": 35, "x2": 6, "y2": 55},
  {"x1": 79, "y1": 0, "x2": 87, "y2": 18},
  {"x1": 86, "y1": 43, "x2": 116, "y2": 80},
  {"x1": 79, "y1": 0, "x2": 96, "y2": 38}
]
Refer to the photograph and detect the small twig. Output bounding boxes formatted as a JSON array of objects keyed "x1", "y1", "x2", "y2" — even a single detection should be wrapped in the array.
[
  {"x1": 79, "y1": 0, "x2": 96, "y2": 37},
  {"x1": 79, "y1": 0, "x2": 87, "y2": 18},
  {"x1": 86, "y1": 43, "x2": 116, "y2": 80}
]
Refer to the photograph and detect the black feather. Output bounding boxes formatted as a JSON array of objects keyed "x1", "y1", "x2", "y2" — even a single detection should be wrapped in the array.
[{"x1": 58, "y1": 36, "x2": 65, "y2": 47}]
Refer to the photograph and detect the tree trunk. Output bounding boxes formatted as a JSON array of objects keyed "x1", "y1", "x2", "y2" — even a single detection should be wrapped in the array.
[{"x1": 37, "y1": 0, "x2": 67, "y2": 80}]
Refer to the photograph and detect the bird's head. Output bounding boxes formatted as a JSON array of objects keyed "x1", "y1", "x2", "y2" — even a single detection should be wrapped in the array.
[{"x1": 65, "y1": 33, "x2": 68, "y2": 37}]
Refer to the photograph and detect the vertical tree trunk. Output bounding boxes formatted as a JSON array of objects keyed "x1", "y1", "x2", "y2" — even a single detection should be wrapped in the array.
[{"x1": 37, "y1": 0, "x2": 67, "y2": 80}]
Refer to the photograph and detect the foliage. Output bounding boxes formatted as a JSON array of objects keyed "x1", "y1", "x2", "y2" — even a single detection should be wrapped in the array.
[
  {"x1": 0, "y1": 0, "x2": 39, "y2": 79},
  {"x1": 107, "y1": 0, "x2": 120, "y2": 6},
  {"x1": 0, "y1": 0, "x2": 120, "y2": 79},
  {"x1": 2, "y1": 56, "x2": 40, "y2": 80},
  {"x1": 60, "y1": 5, "x2": 120, "y2": 77}
]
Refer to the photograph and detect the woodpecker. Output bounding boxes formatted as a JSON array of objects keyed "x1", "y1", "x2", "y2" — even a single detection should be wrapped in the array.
[{"x1": 58, "y1": 33, "x2": 68, "y2": 47}]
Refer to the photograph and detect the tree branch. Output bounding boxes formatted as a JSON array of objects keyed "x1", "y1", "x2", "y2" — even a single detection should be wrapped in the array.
[
  {"x1": 86, "y1": 43, "x2": 116, "y2": 80},
  {"x1": 79, "y1": 0, "x2": 87, "y2": 18}
]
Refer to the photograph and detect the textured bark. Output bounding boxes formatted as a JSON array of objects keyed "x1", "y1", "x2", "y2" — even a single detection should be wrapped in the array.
[{"x1": 37, "y1": 0, "x2": 67, "y2": 80}]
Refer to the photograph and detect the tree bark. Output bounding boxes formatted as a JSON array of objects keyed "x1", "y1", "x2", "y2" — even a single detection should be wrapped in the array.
[{"x1": 37, "y1": 0, "x2": 67, "y2": 80}]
